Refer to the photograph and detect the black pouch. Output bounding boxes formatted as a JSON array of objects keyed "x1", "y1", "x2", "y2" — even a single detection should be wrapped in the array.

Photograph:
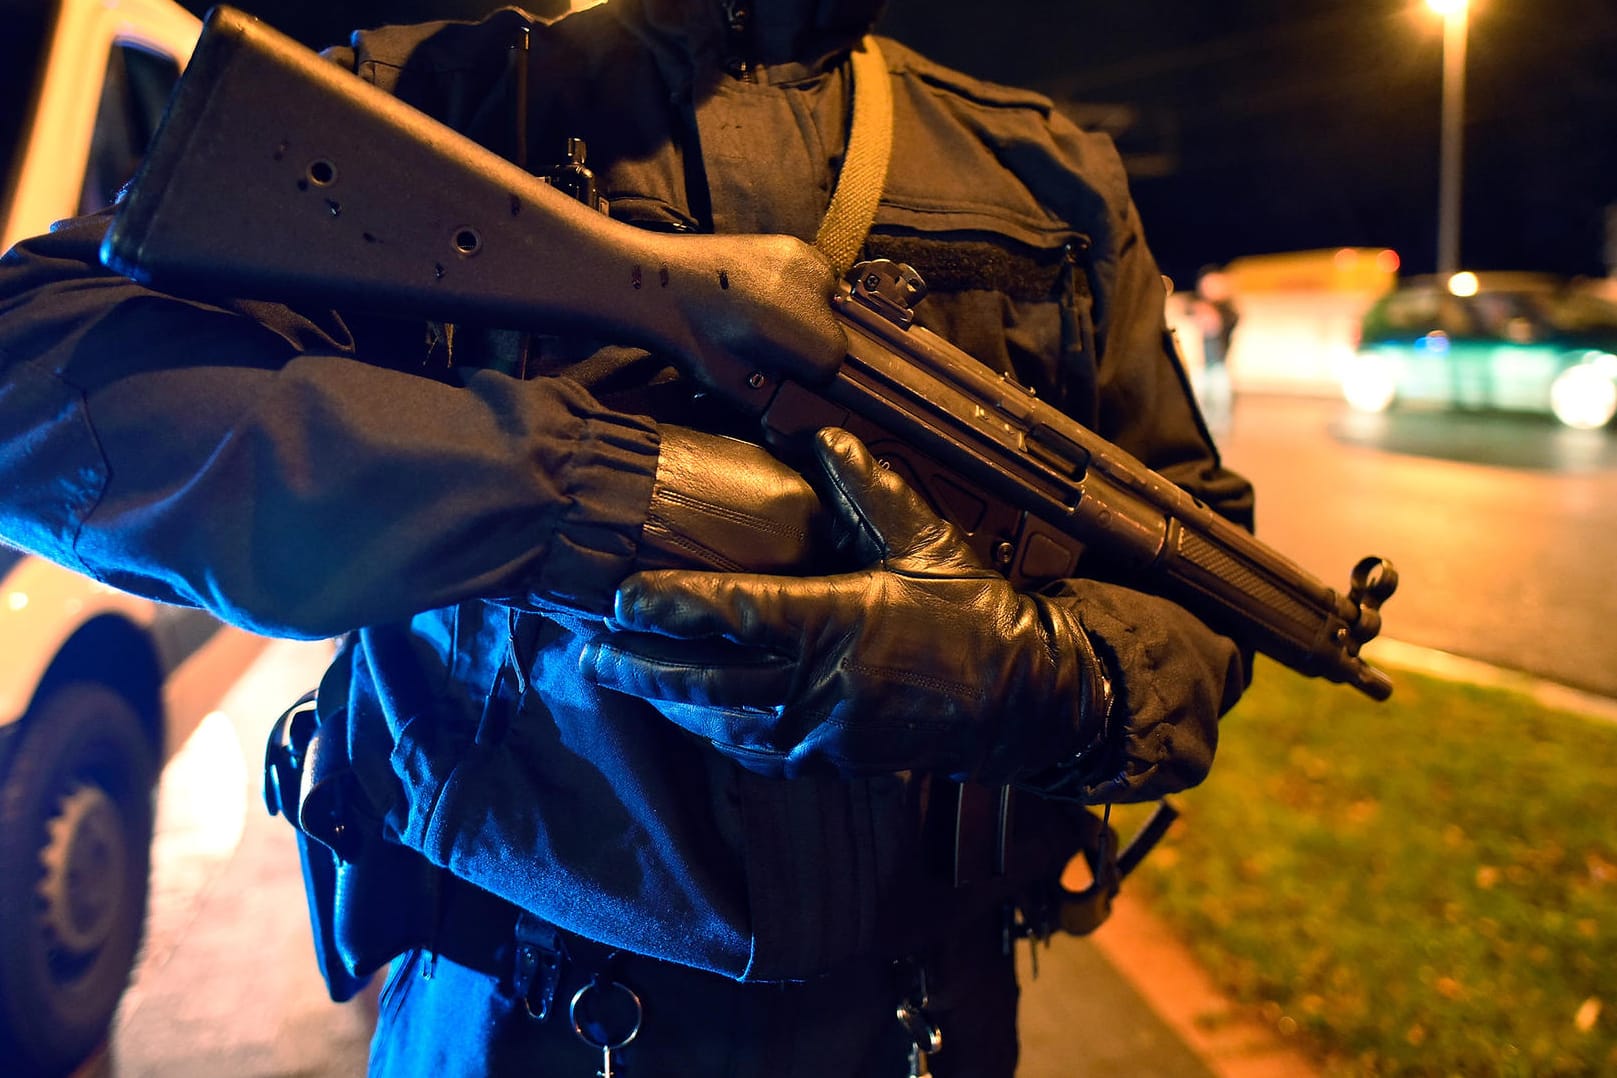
[
  {"x1": 264, "y1": 666, "x2": 441, "y2": 1002},
  {"x1": 1018, "y1": 801, "x2": 1122, "y2": 939},
  {"x1": 1007, "y1": 797, "x2": 1181, "y2": 941}
]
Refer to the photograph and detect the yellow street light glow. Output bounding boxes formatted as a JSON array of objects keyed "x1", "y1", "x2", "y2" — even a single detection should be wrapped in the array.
[
  {"x1": 1447, "y1": 271, "x2": 1479, "y2": 297},
  {"x1": 1426, "y1": 0, "x2": 1469, "y2": 15}
]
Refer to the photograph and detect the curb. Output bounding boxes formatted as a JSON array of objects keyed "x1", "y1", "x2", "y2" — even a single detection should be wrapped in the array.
[
  {"x1": 1369, "y1": 637, "x2": 1617, "y2": 722},
  {"x1": 1091, "y1": 894, "x2": 1323, "y2": 1078}
]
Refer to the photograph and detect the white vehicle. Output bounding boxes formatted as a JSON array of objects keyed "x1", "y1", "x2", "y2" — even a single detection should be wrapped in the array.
[
  {"x1": 1216, "y1": 247, "x2": 1401, "y2": 398},
  {"x1": 1, "y1": 2, "x2": 266, "y2": 1073}
]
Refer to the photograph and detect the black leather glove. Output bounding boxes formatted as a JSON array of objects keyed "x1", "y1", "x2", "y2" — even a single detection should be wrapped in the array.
[
  {"x1": 635, "y1": 425, "x2": 825, "y2": 575},
  {"x1": 583, "y1": 427, "x2": 1114, "y2": 782}
]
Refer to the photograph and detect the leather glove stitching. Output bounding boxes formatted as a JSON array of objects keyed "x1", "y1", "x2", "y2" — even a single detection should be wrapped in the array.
[
  {"x1": 837, "y1": 658, "x2": 985, "y2": 704},
  {"x1": 641, "y1": 516, "x2": 746, "y2": 572},
  {"x1": 649, "y1": 488, "x2": 812, "y2": 540},
  {"x1": 587, "y1": 639, "x2": 788, "y2": 678}
]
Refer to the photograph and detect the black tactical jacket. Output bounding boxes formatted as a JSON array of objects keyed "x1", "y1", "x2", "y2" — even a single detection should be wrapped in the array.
[{"x1": 0, "y1": 0, "x2": 1250, "y2": 980}]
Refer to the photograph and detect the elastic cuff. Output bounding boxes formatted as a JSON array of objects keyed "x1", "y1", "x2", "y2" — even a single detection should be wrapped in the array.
[
  {"x1": 528, "y1": 415, "x2": 659, "y2": 614},
  {"x1": 1012, "y1": 610, "x2": 1119, "y2": 798}
]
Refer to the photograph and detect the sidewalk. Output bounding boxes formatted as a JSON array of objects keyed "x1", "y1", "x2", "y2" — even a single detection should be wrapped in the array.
[{"x1": 1019, "y1": 897, "x2": 1322, "y2": 1078}]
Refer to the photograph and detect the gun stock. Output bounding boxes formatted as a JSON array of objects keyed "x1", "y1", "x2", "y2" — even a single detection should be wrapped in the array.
[
  {"x1": 104, "y1": 6, "x2": 1397, "y2": 700},
  {"x1": 101, "y1": 7, "x2": 848, "y2": 403}
]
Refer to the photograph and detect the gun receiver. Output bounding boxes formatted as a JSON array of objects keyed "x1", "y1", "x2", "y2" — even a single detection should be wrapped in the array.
[{"x1": 103, "y1": 6, "x2": 1398, "y2": 699}]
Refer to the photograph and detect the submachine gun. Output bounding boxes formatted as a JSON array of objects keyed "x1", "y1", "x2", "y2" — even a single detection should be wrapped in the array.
[{"x1": 103, "y1": 7, "x2": 1399, "y2": 929}]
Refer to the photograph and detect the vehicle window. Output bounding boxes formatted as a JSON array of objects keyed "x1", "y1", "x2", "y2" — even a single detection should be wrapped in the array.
[
  {"x1": 82, "y1": 44, "x2": 181, "y2": 213},
  {"x1": 0, "y1": 0, "x2": 54, "y2": 205},
  {"x1": 1374, "y1": 288, "x2": 1442, "y2": 332},
  {"x1": 1467, "y1": 291, "x2": 1554, "y2": 343},
  {"x1": 1550, "y1": 292, "x2": 1617, "y2": 336}
]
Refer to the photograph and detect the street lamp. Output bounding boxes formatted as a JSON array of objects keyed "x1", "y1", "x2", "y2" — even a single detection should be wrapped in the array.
[{"x1": 1426, "y1": 0, "x2": 1470, "y2": 277}]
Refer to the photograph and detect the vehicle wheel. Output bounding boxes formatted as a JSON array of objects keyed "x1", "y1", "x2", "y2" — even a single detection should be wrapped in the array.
[{"x1": 0, "y1": 682, "x2": 156, "y2": 1077}]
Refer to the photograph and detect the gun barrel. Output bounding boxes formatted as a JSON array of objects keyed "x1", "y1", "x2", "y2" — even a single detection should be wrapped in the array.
[{"x1": 824, "y1": 284, "x2": 1398, "y2": 699}]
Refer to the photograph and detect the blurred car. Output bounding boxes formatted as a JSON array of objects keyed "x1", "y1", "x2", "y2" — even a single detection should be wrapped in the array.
[
  {"x1": 1, "y1": 2, "x2": 268, "y2": 1074},
  {"x1": 1341, "y1": 272, "x2": 1617, "y2": 429}
]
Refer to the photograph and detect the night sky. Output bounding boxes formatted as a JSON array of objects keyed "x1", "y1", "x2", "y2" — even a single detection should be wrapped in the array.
[
  {"x1": 203, "y1": 0, "x2": 1617, "y2": 287},
  {"x1": 879, "y1": 0, "x2": 1617, "y2": 285}
]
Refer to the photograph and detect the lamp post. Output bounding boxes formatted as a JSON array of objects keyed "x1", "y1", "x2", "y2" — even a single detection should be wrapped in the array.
[{"x1": 1426, "y1": 0, "x2": 1470, "y2": 277}]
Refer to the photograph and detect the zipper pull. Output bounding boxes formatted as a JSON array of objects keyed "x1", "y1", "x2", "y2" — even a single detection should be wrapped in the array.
[{"x1": 720, "y1": 0, "x2": 756, "y2": 81}]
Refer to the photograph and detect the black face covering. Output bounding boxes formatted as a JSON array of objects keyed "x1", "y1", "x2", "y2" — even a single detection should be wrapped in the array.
[
  {"x1": 745, "y1": 0, "x2": 889, "y2": 64},
  {"x1": 624, "y1": 0, "x2": 886, "y2": 69}
]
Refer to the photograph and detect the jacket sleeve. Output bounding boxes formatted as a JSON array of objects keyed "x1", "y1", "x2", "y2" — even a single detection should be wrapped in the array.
[
  {"x1": 1094, "y1": 195, "x2": 1254, "y2": 530},
  {"x1": 1043, "y1": 155, "x2": 1254, "y2": 804},
  {"x1": 0, "y1": 212, "x2": 661, "y2": 638}
]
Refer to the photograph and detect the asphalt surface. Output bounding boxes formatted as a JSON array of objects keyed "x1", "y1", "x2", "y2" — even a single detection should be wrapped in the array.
[{"x1": 1216, "y1": 394, "x2": 1617, "y2": 700}]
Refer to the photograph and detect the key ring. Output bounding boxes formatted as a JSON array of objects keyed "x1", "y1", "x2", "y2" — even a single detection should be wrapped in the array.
[{"x1": 569, "y1": 977, "x2": 643, "y2": 1054}]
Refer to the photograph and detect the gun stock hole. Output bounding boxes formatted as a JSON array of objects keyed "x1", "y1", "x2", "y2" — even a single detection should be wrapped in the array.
[
  {"x1": 306, "y1": 159, "x2": 337, "y2": 186},
  {"x1": 452, "y1": 228, "x2": 483, "y2": 256}
]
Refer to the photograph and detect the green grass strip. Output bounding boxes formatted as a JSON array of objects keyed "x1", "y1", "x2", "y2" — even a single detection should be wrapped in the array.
[{"x1": 1125, "y1": 659, "x2": 1617, "y2": 1077}]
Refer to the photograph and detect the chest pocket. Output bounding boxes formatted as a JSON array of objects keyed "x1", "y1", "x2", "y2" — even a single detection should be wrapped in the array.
[
  {"x1": 866, "y1": 56, "x2": 1107, "y2": 427},
  {"x1": 865, "y1": 227, "x2": 1097, "y2": 425}
]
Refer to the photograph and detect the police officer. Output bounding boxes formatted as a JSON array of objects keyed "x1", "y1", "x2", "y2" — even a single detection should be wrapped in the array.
[{"x1": 0, "y1": 1, "x2": 1252, "y2": 1074}]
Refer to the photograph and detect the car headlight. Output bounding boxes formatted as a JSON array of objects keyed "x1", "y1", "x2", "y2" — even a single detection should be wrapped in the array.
[
  {"x1": 1549, "y1": 355, "x2": 1617, "y2": 429},
  {"x1": 1342, "y1": 352, "x2": 1399, "y2": 413}
]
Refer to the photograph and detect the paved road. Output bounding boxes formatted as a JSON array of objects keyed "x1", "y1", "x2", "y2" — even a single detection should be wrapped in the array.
[{"x1": 1216, "y1": 394, "x2": 1617, "y2": 700}]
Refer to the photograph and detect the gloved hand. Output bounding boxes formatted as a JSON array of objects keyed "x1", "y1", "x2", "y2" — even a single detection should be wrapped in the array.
[
  {"x1": 583, "y1": 427, "x2": 1114, "y2": 781},
  {"x1": 634, "y1": 425, "x2": 825, "y2": 576}
]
